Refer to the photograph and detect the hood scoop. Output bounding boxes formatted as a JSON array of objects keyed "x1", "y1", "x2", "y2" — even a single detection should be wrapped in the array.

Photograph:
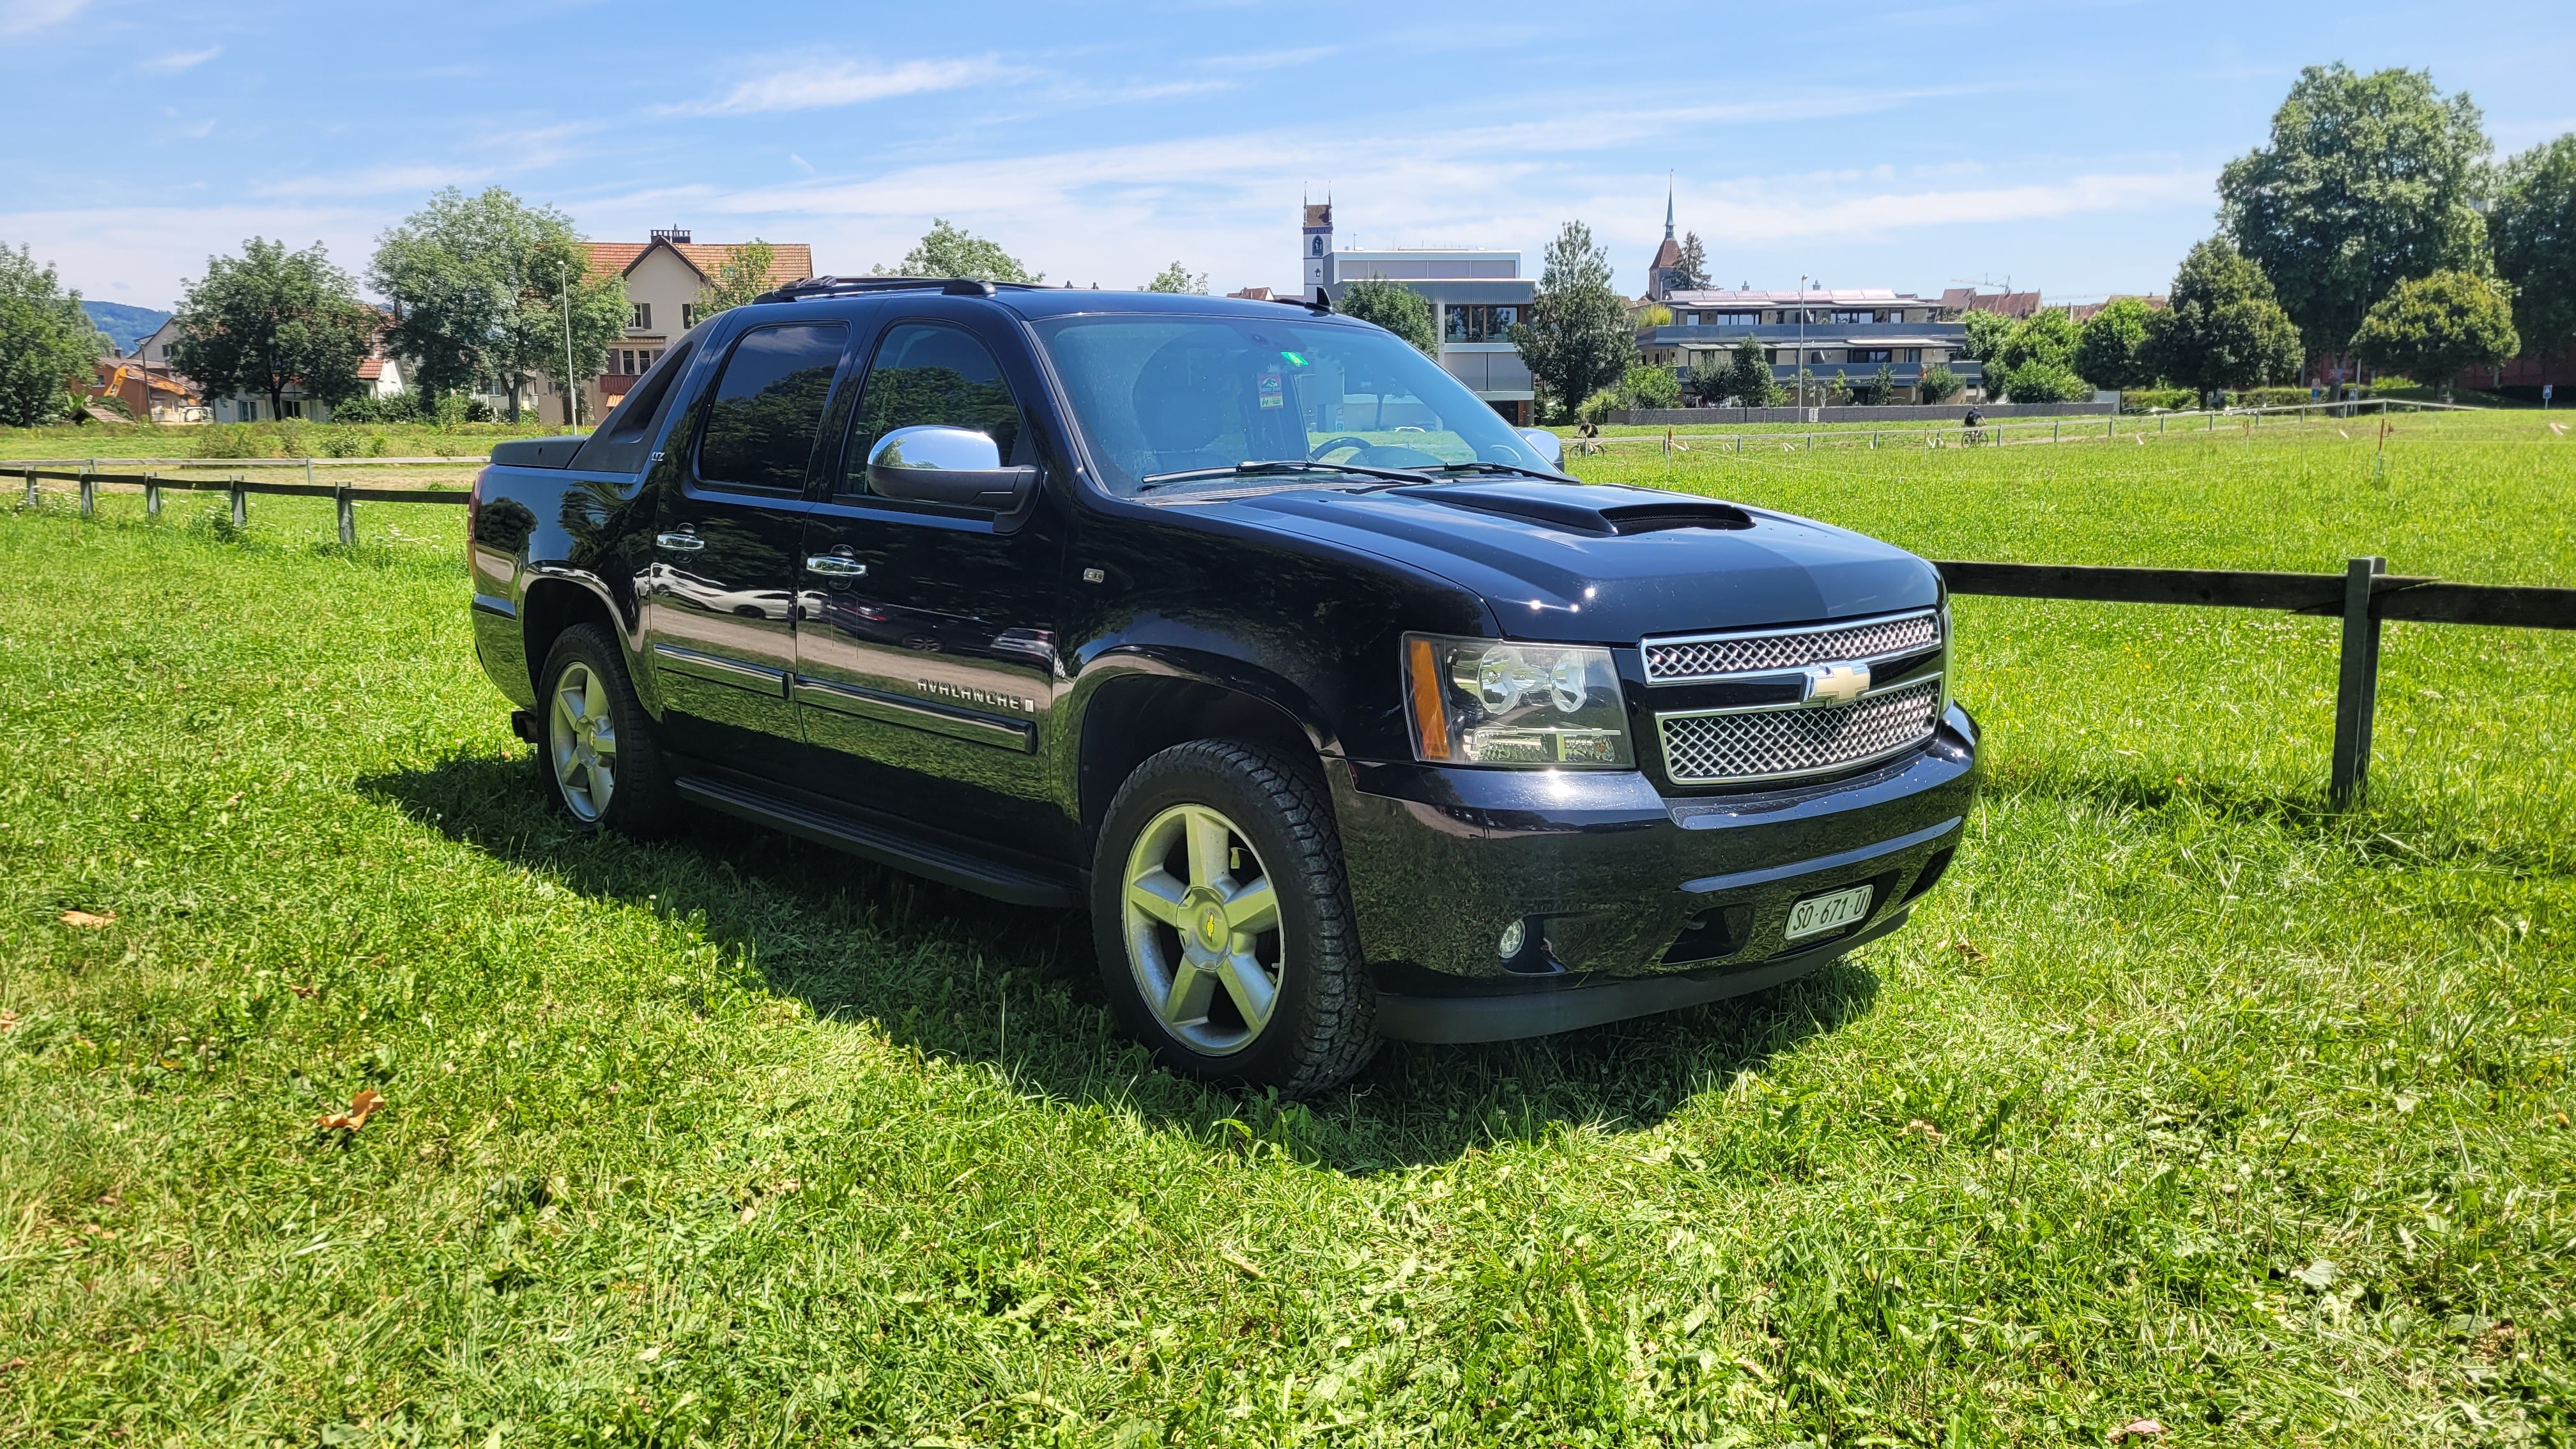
[{"x1": 1388, "y1": 482, "x2": 1752, "y2": 537}]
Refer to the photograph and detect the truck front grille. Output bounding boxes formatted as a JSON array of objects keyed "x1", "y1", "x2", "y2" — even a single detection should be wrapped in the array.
[
  {"x1": 1643, "y1": 610, "x2": 1939, "y2": 684},
  {"x1": 1657, "y1": 677, "x2": 1943, "y2": 785}
]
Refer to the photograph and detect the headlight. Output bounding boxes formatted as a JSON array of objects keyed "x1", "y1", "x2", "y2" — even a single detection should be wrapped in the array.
[{"x1": 1402, "y1": 633, "x2": 1634, "y2": 768}]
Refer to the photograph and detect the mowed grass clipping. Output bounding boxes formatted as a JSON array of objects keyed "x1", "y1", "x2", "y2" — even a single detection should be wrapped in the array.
[{"x1": 1, "y1": 418, "x2": 2571, "y2": 1447}]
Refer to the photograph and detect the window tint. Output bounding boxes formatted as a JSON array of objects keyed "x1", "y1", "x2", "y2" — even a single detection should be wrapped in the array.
[
  {"x1": 844, "y1": 324, "x2": 1022, "y2": 493},
  {"x1": 695, "y1": 323, "x2": 848, "y2": 491}
]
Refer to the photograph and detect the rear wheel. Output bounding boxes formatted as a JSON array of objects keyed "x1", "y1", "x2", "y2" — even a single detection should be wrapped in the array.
[
  {"x1": 1092, "y1": 739, "x2": 1377, "y2": 1097},
  {"x1": 536, "y1": 624, "x2": 679, "y2": 838}
]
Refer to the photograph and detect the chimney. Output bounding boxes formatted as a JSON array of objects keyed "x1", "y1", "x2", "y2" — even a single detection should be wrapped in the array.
[{"x1": 651, "y1": 227, "x2": 693, "y2": 244}]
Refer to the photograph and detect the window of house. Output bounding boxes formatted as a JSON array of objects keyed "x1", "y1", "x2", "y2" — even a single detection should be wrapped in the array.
[
  {"x1": 630, "y1": 302, "x2": 652, "y2": 330},
  {"x1": 842, "y1": 323, "x2": 1023, "y2": 494},
  {"x1": 1853, "y1": 348, "x2": 1894, "y2": 364},
  {"x1": 693, "y1": 322, "x2": 850, "y2": 492},
  {"x1": 279, "y1": 399, "x2": 303, "y2": 418},
  {"x1": 682, "y1": 303, "x2": 699, "y2": 329},
  {"x1": 1441, "y1": 305, "x2": 1520, "y2": 343}
]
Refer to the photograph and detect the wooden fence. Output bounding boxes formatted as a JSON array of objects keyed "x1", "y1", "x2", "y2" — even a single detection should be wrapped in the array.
[{"x1": 15, "y1": 464, "x2": 2573, "y2": 809}]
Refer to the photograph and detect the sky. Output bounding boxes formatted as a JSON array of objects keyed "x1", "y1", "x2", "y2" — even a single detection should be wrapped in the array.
[{"x1": 7, "y1": 1, "x2": 2574, "y2": 313}]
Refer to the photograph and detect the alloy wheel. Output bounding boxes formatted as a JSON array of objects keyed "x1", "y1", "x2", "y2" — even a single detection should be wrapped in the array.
[
  {"x1": 548, "y1": 659, "x2": 618, "y2": 822},
  {"x1": 1121, "y1": 802, "x2": 1283, "y2": 1055}
]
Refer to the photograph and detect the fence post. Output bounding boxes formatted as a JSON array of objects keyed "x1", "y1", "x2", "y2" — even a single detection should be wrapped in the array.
[
  {"x1": 145, "y1": 471, "x2": 160, "y2": 519},
  {"x1": 2329, "y1": 556, "x2": 2388, "y2": 809},
  {"x1": 230, "y1": 474, "x2": 246, "y2": 528},
  {"x1": 20, "y1": 467, "x2": 33, "y2": 509},
  {"x1": 2053, "y1": 420, "x2": 2061, "y2": 443},
  {"x1": 337, "y1": 485, "x2": 355, "y2": 547},
  {"x1": 79, "y1": 465, "x2": 95, "y2": 518}
]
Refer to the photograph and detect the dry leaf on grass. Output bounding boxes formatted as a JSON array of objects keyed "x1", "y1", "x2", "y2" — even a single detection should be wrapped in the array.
[
  {"x1": 1899, "y1": 1119, "x2": 1949, "y2": 1147},
  {"x1": 316, "y1": 1089, "x2": 385, "y2": 1131},
  {"x1": 288, "y1": 983, "x2": 319, "y2": 1000},
  {"x1": 1951, "y1": 939, "x2": 1988, "y2": 962},
  {"x1": 59, "y1": 910, "x2": 116, "y2": 928},
  {"x1": 2112, "y1": 1420, "x2": 2166, "y2": 1441},
  {"x1": 0, "y1": 1010, "x2": 19, "y2": 1033}
]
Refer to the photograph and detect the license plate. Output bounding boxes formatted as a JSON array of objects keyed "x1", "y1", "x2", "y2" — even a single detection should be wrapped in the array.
[{"x1": 1784, "y1": 883, "x2": 1873, "y2": 940}]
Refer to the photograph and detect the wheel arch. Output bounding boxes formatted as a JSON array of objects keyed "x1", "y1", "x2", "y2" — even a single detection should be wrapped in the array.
[
  {"x1": 1073, "y1": 666, "x2": 1329, "y2": 850},
  {"x1": 519, "y1": 574, "x2": 627, "y2": 698}
]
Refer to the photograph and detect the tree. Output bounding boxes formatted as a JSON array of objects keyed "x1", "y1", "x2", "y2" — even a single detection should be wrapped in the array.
[
  {"x1": 0, "y1": 242, "x2": 104, "y2": 427},
  {"x1": 1725, "y1": 339, "x2": 1781, "y2": 406},
  {"x1": 873, "y1": 219, "x2": 1043, "y2": 284},
  {"x1": 2349, "y1": 270, "x2": 2519, "y2": 399},
  {"x1": 1958, "y1": 309, "x2": 2012, "y2": 366},
  {"x1": 1510, "y1": 221, "x2": 1631, "y2": 420},
  {"x1": 1334, "y1": 277, "x2": 1436, "y2": 356},
  {"x1": 1984, "y1": 309, "x2": 2094, "y2": 401},
  {"x1": 695, "y1": 240, "x2": 778, "y2": 321},
  {"x1": 371, "y1": 188, "x2": 627, "y2": 422},
  {"x1": 1673, "y1": 231, "x2": 1710, "y2": 291},
  {"x1": 2076, "y1": 298, "x2": 2156, "y2": 390},
  {"x1": 1143, "y1": 261, "x2": 1208, "y2": 295},
  {"x1": 2490, "y1": 135, "x2": 2576, "y2": 365},
  {"x1": 1621, "y1": 362, "x2": 1682, "y2": 410},
  {"x1": 2219, "y1": 63, "x2": 2491, "y2": 365},
  {"x1": 1869, "y1": 360, "x2": 1899, "y2": 404},
  {"x1": 1917, "y1": 364, "x2": 1965, "y2": 404},
  {"x1": 171, "y1": 238, "x2": 377, "y2": 424},
  {"x1": 2140, "y1": 238, "x2": 2304, "y2": 395}
]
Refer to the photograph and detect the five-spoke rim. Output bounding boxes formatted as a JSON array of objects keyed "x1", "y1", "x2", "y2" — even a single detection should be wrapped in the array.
[
  {"x1": 549, "y1": 660, "x2": 618, "y2": 823},
  {"x1": 1122, "y1": 802, "x2": 1283, "y2": 1056}
]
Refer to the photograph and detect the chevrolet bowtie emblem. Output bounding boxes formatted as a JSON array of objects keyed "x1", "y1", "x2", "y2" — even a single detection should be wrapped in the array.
[{"x1": 1799, "y1": 661, "x2": 1871, "y2": 707}]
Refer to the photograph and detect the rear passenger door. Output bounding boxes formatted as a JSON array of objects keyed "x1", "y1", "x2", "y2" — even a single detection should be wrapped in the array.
[
  {"x1": 643, "y1": 318, "x2": 851, "y2": 772},
  {"x1": 792, "y1": 309, "x2": 1073, "y2": 855}
]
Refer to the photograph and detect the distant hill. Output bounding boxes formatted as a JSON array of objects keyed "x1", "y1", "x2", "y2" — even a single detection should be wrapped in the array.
[{"x1": 82, "y1": 302, "x2": 171, "y2": 355}]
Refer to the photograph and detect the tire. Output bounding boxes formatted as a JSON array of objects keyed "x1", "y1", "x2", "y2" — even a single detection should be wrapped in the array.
[
  {"x1": 534, "y1": 623, "x2": 680, "y2": 839},
  {"x1": 1091, "y1": 739, "x2": 1378, "y2": 1098}
]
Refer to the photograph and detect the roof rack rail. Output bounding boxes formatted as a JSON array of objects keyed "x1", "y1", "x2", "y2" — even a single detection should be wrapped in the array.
[{"x1": 751, "y1": 275, "x2": 1032, "y2": 305}]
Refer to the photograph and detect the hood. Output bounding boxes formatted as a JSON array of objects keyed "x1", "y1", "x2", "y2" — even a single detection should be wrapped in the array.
[{"x1": 1197, "y1": 479, "x2": 1940, "y2": 643}]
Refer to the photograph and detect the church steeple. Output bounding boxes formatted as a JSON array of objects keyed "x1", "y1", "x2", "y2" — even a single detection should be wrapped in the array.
[{"x1": 1664, "y1": 172, "x2": 1675, "y2": 241}]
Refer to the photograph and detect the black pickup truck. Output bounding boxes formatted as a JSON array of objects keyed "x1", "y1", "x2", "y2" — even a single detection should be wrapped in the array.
[{"x1": 468, "y1": 279, "x2": 1977, "y2": 1096}]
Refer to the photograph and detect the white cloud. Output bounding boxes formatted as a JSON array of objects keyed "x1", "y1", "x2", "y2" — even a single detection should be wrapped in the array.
[
  {"x1": 0, "y1": 0, "x2": 86, "y2": 36},
  {"x1": 142, "y1": 45, "x2": 222, "y2": 73},
  {"x1": 671, "y1": 57, "x2": 1010, "y2": 117}
]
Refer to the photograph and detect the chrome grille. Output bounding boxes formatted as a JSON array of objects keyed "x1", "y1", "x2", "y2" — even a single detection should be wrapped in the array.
[
  {"x1": 1658, "y1": 677, "x2": 1943, "y2": 785},
  {"x1": 1643, "y1": 610, "x2": 1940, "y2": 684}
]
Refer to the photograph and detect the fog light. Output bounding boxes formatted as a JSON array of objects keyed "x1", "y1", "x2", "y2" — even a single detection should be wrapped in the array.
[{"x1": 1498, "y1": 919, "x2": 1528, "y2": 959}]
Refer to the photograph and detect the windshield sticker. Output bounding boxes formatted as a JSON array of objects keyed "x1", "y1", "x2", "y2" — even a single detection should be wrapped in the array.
[
  {"x1": 1279, "y1": 351, "x2": 1307, "y2": 367},
  {"x1": 1258, "y1": 370, "x2": 1284, "y2": 409}
]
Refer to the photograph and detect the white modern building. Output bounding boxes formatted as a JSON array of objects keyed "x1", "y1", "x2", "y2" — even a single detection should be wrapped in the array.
[{"x1": 1269, "y1": 203, "x2": 1539, "y2": 424}]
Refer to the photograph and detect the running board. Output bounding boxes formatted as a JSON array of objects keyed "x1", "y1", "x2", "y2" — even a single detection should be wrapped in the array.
[{"x1": 673, "y1": 774, "x2": 1079, "y2": 908}]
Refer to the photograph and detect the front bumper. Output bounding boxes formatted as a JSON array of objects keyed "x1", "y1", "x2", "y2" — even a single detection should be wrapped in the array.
[{"x1": 1330, "y1": 705, "x2": 1979, "y2": 1042}]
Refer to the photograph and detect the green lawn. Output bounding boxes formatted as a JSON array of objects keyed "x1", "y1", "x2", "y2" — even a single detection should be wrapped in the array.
[{"x1": 3, "y1": 419, "x2": 2571, "y2": 1446}]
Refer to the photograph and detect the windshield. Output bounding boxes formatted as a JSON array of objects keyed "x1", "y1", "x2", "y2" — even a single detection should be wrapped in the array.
[{"x1": 1028, "y1": 312, "x2": 1552, "y2": 496}]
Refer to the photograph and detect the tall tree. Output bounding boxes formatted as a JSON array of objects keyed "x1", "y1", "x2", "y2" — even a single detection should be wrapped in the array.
[
  {"x1": 2219, "y1": 63, "x2": 2491, "y2": 366},
  {"x1": 1958, "y1": 308, "x2": 2012, "y2": 365},
  {"x1": 694, "y1": 240, "x2": 779, "y2": 323},
  {"x1": 171, "y1": 238, "x2": 376, "y2": 423},
  {"x1": 2140, "y1": 238, "x2": 2304, "y2": 395},
  {"x1": 2349, "y1": 270, "x2": 2519, "y2": 399},
  {"x1": 0, "y1": 241, "x2": 105, "y2": 427},
  {"x1": 372, "y1": 188, "x2": 626, "y2": 421},
  {"x1": 1143, "y1": 261, "x2": 1209, "y2": 294},
  {"x1": 2489, "y1": 135, "x2": 2576, "y2": 367},
  {"x1": 873, "y1": 220, "x2": 1043, "y2": 284},
  {"x1": 2075, "y1": 298, "x2": 2156, "y2": 390},
  {"x1": 1987, "y1": 309, "x2": 2090, "y2": 401},
  {"x1": 1333, "y1": 277, "x2": 1437, "y2": 356},
  {"x1": 1673, "y1": 231, "x2": 1710, "y2": 291},
  {"x1": 1724, "y1": 339, "x2": 1780, "y2": 406},
  {"x1": 1510, "y1": 221, "x2": 1630, "y2": 420}
]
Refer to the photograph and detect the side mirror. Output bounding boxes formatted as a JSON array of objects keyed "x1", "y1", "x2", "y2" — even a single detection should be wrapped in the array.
[
  {"x1": 866, "y1": 425, "x2": 1038, "y2": 510},
  {"x1": 1516, "y1": 427, "x2": 1565, "y2": 467}
]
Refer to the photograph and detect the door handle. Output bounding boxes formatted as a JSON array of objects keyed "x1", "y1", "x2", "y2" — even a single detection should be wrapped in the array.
[
  {"x1": 656, "y1": 530, "x2": 705, "y2": 552},
  {"x1": 804, "y1": 555, "x2": 869, "y2": 579}
]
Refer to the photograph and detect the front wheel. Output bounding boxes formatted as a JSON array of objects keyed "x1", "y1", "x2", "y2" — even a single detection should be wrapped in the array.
[{"x1": 1091, "y1": 740, "x2": 1377, "y2": 1097}]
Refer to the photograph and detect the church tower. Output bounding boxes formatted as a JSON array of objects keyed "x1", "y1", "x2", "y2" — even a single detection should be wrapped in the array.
[
  {"x1": 1644, "y1": 176, "x2": 1684, "y2": 302},
  {"x1": 1301, "y1": 200, "x2": 1333, "y2": 298}
]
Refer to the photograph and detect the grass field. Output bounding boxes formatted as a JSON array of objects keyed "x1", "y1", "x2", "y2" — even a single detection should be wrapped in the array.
[{"x1": 3, "y1": 415, "x2": 2571, "y2": 1446}]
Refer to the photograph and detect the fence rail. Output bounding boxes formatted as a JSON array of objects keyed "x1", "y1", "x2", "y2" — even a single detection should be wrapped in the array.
[
  {"x1": 17, "y1": 464, "x2": 466, "y2": 546},
  {"x1": 1934, "y1": 558, "x2": 2576, "y2": 805},
  {"x1": 1574, "y1": 398, "x2": 2529, "y2": 459}
]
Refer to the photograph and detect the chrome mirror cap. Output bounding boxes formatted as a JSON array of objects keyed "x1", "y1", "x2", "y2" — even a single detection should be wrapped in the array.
[
  {"x1": 869, "y1": 424, "x2": 1003, "y2": 473},
  {"x1": 1516, "y1": 427, "x2": 1564, "y2": 466}
]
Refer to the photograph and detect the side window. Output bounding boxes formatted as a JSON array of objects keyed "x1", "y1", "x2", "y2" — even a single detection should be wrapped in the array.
[
  {"x1": 694, "y1": 323, "x2": 848, "y2": 492},
  {"x1": 843, "y1": 323, "x2": 1022, "y2": 493}
]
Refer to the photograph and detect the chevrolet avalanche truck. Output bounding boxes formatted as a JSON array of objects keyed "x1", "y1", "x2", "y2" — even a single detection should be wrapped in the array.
[{"x1": 468, "y1": 279, "x2": 1978, "y2": 1096}]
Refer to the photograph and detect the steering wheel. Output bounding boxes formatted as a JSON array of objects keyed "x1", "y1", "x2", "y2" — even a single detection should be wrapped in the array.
[{"x1": 1308, "y1": 436, "x2": 1377, "y2": 461}]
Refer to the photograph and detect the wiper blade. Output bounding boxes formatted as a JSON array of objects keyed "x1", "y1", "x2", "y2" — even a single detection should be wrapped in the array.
[
  {"x1": 1137, "y1": 459, "x2": 1435, "y2": 493},
  {"x1": 1429, "y1": 461, "x2": 1580, "y2": 483}
]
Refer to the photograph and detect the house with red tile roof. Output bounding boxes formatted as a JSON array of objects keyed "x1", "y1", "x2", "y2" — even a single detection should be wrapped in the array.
[{"x1": 573, "y1": 229, "x2": 815, "y2": 417}]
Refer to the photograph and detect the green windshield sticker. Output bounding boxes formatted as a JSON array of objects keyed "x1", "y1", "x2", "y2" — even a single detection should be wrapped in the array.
[{"x1": 1279, "y1": 351, "x2": 1307, "y2": 367}]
